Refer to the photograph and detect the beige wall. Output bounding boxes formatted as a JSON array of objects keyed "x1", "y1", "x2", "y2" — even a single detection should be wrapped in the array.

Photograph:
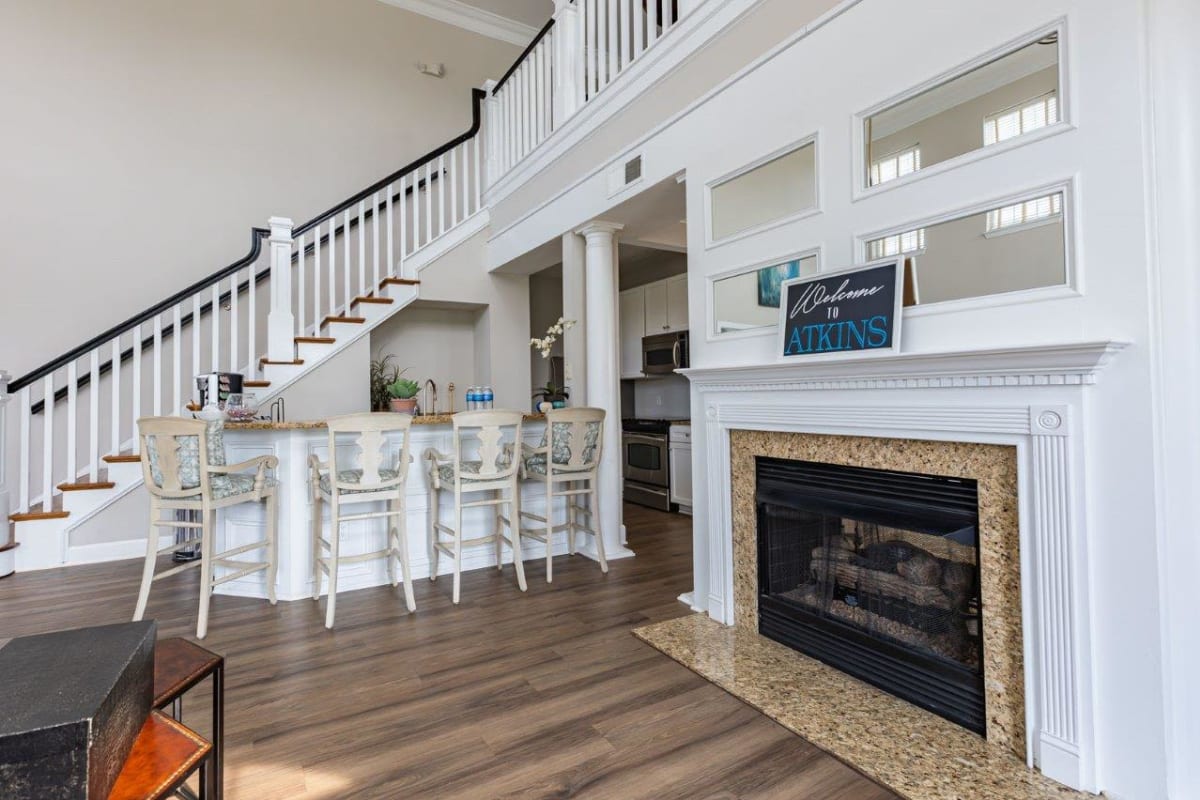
[
  {"x1": 371, "y1": 307, "x2": 479, "y2": 414},
  {"x1": 0, "y1": 0, "x2": 519, "y2": 378}
]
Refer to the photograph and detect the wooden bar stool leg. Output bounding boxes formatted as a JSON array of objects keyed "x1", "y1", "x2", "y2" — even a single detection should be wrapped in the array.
[
  {"x1": 452, "y1": 504, "x2": 463, "y2": 604},
  {"x1": 325, "y1": 506, "x2": 341, "y2": 629},
  {"x1": 196, "y1": 508, "x2": 216, "y2": 639},
  {"x1": 265, "y1": 492, "x2": 278, "y2": 605},
  {"x1": 545, "y1": 478, "x2": 554, "y2": 584},
  {"x1": 493, "y1": 490, "x2": 503, "y2": 571},
  {"x1": 511, "y1": 487, "x2": 527, "y2": 592},
  {"x1": 396, "y1": 500, "x2": 416, "y2": 612},
  {"x1": 311, "y1": 493, "x2": 323, "y2": 600},
  {"x1": 428, "y1": 485, "x2": 440, "y2": 582},
  {"x1": 591, "y1": 483, "x2": 608, "y2": 573}
]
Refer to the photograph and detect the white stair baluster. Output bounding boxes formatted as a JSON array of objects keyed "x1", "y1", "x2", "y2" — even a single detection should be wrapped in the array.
[
  {"x1": 228, "y1": 274, "x2": 238, "y2": 383},
  {"x1": 191, "y1": 295, "x2": 200, "y2": 387},
  {"x1": 372, "y1": 191, "x2": 381, "y2": 289},
  {"x1": 247, "y1": 262, "x2": 257, "y2": 374},
  {"x1": 437, "y1": 155, "x2": 446, "y2": 236},
  {"x1": 400, "y1": 174, "x2": 409, "y2": 262},
  {"x1": 19, "y1": 387, "x2": 30, "y2": 512},
  {"x1": 210, "y1": 284, "x2": 220, "y2": 372},
  {"x1": 411, "y1": 172, "x2": 420, "y2": 254},
  {"x1": 42, "y1": 375, "x2": 53, "y2": 506},
  {"x1": 110, "y1": 336, "x2": 121, "y2": 457},
  {"x1": 66, "y1": 361, "x2": 77, "y2": 484},
  {"x1": 313, "y1": 226, "x2": 322, "y2": 327},
  {"x1": 131, "y1": 323, "x2": 141, "y2": 434},
  {"x1": 450, "y1": 147, "x2": 459, "y2": 227},
  {"x1": 424, "y1": 163, "x2": 433, "y2": 246},
  {"x1": 342, "y1": 210, "x2": 352, "y2": 314},
  {"x1": 386, "y1": 184, "x2": 395, "y2": 275},
  {"x1": 664, "y1": 0, "x2": 674, "y2": 28},
  {"x1": 88, "y1": 349, "x2": 99, "y2": 480},
  {"x1": 474, "y1": 133, "x2": 482, "y2": 213},
  {"x1": 620, "y1": 0, "x2": 631, "y2": 69},
  {"x1": 357, "y1": 200, "x2": 366, "y2": 298},
  {"x1": 535, "y1": 48, "x2": 544, "y2": 146},
  {"x1": 648, "y1": 0, "x2": 658, "y2": 47},
  {"x1": 172, "y1": 305, "x2": 182, "y2": 415},
  {"x1": 329, "y1": 220, "x2": 337, "y2": 321},
  {"x1": 153, "y1": 313, "x2": 163, "y2": 416},
  {"x1": 608, "y1": 0, "x2": 618, "y2": 82},
  {"x1": 298, "y1": 233, "x2": 307, "y2": 337},
  {"x1": 634, "y1": 0, "x2": 644, "y2": 58}
]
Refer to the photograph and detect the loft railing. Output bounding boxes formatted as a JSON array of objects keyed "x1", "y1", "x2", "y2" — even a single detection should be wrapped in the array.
[{"x1": 488, "y1": 0, "x2": 690, "y2": 183}]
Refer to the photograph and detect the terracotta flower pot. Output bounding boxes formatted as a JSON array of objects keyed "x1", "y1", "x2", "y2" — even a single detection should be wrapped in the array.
[{"x1": 390, "y1": 397, "x2": 418, "y2": 415}]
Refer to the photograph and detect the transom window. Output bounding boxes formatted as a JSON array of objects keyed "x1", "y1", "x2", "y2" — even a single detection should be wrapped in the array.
[
  {"x1": 870, "y1": 145, "x2": 921, "y2": 186},
  {"x1": 983, "y1": 92, "x2": 1059, "y2": 146},
  {"x1": 985, "y1": 193, "x2": 1063, "y2": 233},
  {"x1": 868, "y1": 228, "x2": 925, "y2": 259}
]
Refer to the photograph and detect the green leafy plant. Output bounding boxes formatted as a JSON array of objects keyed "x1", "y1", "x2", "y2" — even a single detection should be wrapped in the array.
[
  {"x1": 532, "y1": 382, "x2": 569, "y2": 401},
  {"x1": 370, "y1": 354, "x2": 402, "y2": 411},
  {"x1": 387, "y1": 377, "x2": 421, "y2": 400}
]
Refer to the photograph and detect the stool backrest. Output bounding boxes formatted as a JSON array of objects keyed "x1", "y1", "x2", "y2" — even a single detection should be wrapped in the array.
[
  {"x1": 325, "y1": 412, "x2": 413, "y2": 492},
  {"x1": 451, "y1": 410, "x2": 524, "y2": 482},
  {"x1": 544, "y1": 407, "x2": 605, "y2": 471},
  {"x1": 138, "y1": 416, "x2": 222, "y2": 498}
]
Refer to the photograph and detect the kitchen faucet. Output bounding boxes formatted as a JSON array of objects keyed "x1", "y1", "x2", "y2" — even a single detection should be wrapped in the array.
[{"x1": 424, "y1": 379, "x2": 437, "y2": 416}]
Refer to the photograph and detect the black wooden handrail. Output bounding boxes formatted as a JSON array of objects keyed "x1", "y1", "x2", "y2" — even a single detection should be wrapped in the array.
[
  {"x1": 493, "y1": 18, "x2": 556, "y2": 93},
  {"x1": 10, "y1": 89, "x2": 486, "y2": 395}
]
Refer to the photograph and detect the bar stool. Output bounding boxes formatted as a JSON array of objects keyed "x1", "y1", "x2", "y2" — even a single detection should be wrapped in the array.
[
  {"x1": 308, "y1": 412, "x2": 416, "y2": 629},
  {"x1": 134, "y1": 417, "x2": 278, "y2": 639},
  {"x1": 424, "y1": 410, "x2": 527, "y2": 604},
  {"x1": 518, "y1": 407, "x2": 608, "y2": 582}
]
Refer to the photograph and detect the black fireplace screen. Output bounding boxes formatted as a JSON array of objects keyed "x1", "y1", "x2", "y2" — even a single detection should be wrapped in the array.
[{"x1": 756, "y1": 457, "x2": 986, "y2": 734}]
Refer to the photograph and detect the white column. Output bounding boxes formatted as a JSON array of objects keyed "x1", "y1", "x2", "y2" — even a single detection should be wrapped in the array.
[
  {"x1": 481, "y1": 79, "x2": 499, "y2": 188},
  {"x1": 266, "y1": 217, "x2": 295, "y2": 363},
  {"x1": 561, "y1": 231, "x2": 587, "y2": 402},
  {"x1": 1145, "y1": 1, "x2": 1200, "y2": 796},
  {"x1": 576, "y1": 221, "x2": 628, "y2": 559},
  {"x1": 552, "y1": 0, "x2": 582, "y2": 125}
]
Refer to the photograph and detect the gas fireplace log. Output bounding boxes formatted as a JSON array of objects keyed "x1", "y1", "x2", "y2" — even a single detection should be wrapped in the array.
[{"x1": 832, "y1": 562, "x2": 954, "y2": 610}]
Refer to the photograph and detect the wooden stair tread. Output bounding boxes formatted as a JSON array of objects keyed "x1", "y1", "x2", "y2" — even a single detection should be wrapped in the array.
[
  {"x1": 0, "y1": 540, "x2": 19, "y2": 555},
  {"x1": 295, "y1": 336, "x2": 335, "y2": 344},
  {"x1": 243, "y1": 380, "x2": 271, "y2": 388},
  {"x1": 321, "y1": 316, "x2": 366, "y2": 327},
  {"x1": 103, "y1": 453, "x2": 141, "y2": 463},
  {"x1": 58, "y1": 476, "x2": 116, "y2": 492},
  {"x1": 9, "y1": 496, "x2": 69, "y2": 523},
  {"x1": 259, "y1": 357, "x2": 305, "y2": 366},
  {"x1": 380, "y1": 277, "x2": 420, "y2": 287},
  {"x1": 351, "y1": 295, "x2": 394, "y2": 306}
]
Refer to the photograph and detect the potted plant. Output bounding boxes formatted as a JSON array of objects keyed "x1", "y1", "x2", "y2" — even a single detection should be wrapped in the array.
[
  {"x1": 532, "y1": 382, "x2": 569, "y2": 413},
  {"x1": 370, "y1": 354, "x2": 401, "y2": 412},
  {"x1": 387, "y1": 376, "x2": 421, "y2": 414}
]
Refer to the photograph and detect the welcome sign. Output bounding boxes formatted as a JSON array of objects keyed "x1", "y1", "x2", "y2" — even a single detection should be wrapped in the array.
[{"x1": 777, "y1": 259, "x2": 904, "y2": 359}]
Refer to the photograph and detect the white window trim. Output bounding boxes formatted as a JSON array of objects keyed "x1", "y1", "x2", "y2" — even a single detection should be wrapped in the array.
[
  {"x1": 851, "y1": 18, "x2": 1071, "y2": 203},
  {"x1": 854, "y1": 179, "x2": 1079, "y2": 317},
  {"x1": 705, "y1": 246, "x2": 822, "y2": 341},
  {"x1": 704, "y1": 133, "x2": 821, "y2": 250},
  {"x1": 983, "y1": 213, "x2": 1063, "y2": 239}
]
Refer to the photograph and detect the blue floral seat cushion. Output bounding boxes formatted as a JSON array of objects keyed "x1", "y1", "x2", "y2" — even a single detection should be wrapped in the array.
[
  {"x1": 434, "y1": 455, "x2": 513, "y2": 483},
  {"x1": 145, "y1": 420, "x2": 227, "y2": 489},
  {"x1": 319, "y1": 468, "x2": 402, "y2": 494},
  {"x1": 524, "y1": 421, "x2": 601, "y2": 475},
  {"x1": 207, "y1": 474, "x2": 277, "y2": 500}
]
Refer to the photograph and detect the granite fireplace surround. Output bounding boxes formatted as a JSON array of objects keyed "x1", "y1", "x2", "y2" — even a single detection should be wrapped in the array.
[{"x1": 729, "y1": 430, "x2": 1026, "y2": 756}]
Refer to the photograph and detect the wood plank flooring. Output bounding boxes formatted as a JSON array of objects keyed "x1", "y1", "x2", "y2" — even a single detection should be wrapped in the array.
[{"x1": 0, "y1": 504, "x2": 900, "y2": 800}]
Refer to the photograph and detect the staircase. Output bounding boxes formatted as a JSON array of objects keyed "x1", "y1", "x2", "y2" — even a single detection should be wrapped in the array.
[{"x1": 2, "y1": 0, "x2": 693, "y2": 573}]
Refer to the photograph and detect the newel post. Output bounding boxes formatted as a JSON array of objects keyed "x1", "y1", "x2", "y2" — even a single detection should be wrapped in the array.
[
  {"x1": 552, "y1": 0, "x2": 582, "y2": 125},
  {"x1": 481, "y1": 79, "x2": 500, "y2": 189},
  {"x1": 266, "y1": 217, "x2": 296, "y2": 363}
]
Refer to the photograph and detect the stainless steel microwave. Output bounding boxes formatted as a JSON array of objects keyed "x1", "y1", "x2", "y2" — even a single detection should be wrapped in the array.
[{"x1": 642, "y1": 331, "x2": 688, "y2": 375}]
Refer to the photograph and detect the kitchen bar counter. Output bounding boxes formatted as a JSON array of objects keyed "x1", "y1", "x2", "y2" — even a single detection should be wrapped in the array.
[
  {"x1": 223, "y1": 413, "x2": 546, "y2": 431},
  {"x1": 207, "y1": 415, "x2": 599, "y2": 603}
]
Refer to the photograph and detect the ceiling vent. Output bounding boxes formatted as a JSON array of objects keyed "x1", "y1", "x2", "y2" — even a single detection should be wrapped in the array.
[{"x1": 624, "y1": 155, "x2": 643, "y2": 185}]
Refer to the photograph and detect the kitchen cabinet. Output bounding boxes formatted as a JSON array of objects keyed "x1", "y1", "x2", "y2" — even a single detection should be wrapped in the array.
[
  {"x1": 669, "y1": 424, "x2": 693, "y2": 514},
  {"x1": 642, "y1": 275, "x2": 688, "y2": 334},
  {"x1": 623, "y1": 275, "x2": 688, "y2": 379},
  {"x1": 619, "y1": 286, "x2": 646, "y2": 379}
]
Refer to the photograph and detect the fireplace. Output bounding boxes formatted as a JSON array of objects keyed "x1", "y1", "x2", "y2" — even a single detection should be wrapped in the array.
[{"x1": 756, "y1": 456, "x2": 986, "y2": 734}]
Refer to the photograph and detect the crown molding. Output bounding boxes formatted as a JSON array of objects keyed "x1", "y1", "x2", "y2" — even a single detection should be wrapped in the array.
[{"x1": 377, "y1": 0, "x2": 539, "y2": 46}]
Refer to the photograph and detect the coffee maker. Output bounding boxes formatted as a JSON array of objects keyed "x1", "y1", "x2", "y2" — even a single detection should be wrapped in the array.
[{"x1": 194, "y1": 372, "x2": 243, "y2": 410}]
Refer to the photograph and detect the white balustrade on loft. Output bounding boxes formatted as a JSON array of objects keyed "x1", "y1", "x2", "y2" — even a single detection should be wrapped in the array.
[{"x1": 488, "y1": 0, "x2": 689, "y2": 184}]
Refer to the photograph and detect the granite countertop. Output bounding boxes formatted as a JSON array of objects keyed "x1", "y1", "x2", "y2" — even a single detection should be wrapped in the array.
[{"x1": 223, "y1": 413, "x2": 546, "y2": 431}]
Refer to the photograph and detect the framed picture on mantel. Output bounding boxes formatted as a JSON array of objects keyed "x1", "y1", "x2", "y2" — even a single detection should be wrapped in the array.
[{"x1": 776, "y1": 258, "x2": 905, "y2": 360}]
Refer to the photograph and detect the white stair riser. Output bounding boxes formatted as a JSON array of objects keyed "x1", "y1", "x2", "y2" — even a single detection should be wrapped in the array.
[
  {"x1": 324, "y1": 321, "x2": 369, "y2": 341},
  {"x1": 61, "y1": 488, "x2": 122, "y2": 518},
  {"x1": 296, "y1": 342, "x2": 337, "y2": 363},
  {"x1": 350, "y1": 303, "x2": 393, "y2": 323},
  {"x1": 15, "y1": 517, "x2": 66, "y2": 570}
]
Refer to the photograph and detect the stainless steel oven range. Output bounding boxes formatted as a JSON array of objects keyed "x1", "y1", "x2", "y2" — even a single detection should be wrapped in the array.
[{"x1": 622, "y1": 419, "x2": 673, "y2": 511}]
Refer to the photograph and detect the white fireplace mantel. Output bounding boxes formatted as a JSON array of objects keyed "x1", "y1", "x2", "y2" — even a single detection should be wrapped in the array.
[
  {"x1": 679, "y1": 339, "x2": 1128, "y2": 391},
  {"x1": 683, "y1": 339, "x2": 1128, "y2": 794}
]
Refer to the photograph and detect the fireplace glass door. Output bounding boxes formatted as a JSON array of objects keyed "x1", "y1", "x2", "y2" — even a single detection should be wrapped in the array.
[{"x1": 756, "y1": 457, "x2": 985, "y2": 734}]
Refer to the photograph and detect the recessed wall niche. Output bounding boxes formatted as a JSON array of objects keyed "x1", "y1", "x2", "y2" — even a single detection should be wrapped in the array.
[
  {"x1": 709, "y1": 140, "x2": 818, "y2": 242},
  {"x1": 864, "y1": 33, "x2": 1062, "y2": 189},
  {"x1": 864, "y1": 190, "x2": 1068, "y2": 305}
]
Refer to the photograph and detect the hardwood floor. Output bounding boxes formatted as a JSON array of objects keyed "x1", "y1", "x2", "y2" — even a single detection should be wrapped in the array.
[{"x1": 0, "y1": 504, "x2": 900, "y2": 800}]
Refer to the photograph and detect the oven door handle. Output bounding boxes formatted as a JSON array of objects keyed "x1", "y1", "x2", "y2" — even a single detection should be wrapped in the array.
[{"x1": 624, "y1": 433, "x2": 667, "y2": 445}]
